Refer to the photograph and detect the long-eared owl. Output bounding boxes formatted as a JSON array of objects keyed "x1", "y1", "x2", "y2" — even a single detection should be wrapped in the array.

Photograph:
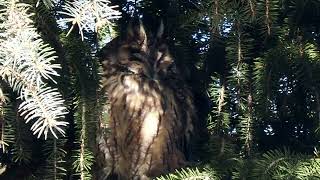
[{"x1": 98, "y1": 20, "x2": 197, "y2": 180}]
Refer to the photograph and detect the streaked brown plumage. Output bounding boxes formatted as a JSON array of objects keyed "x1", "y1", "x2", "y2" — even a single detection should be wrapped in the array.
[{"x1": 97, "y1": 20, "x2": 196, "y2": 180}]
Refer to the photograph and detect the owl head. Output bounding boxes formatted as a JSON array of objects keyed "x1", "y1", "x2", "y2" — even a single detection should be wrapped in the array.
[{"x1": 100, "y1": 19, "x2": 175, "y2": 80}]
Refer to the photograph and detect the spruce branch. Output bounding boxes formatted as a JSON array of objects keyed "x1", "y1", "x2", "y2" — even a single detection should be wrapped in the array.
[
  {"x1": 0, "y1": 0, "x2": 68, "y2": 139},
  {"x1": 0, "y1": 87, "x2": 11, "y2": 152},
  {"x1": 12, "y1": 104, "x2": 32, "y2": 164},
  {"x1": 19, "y1": 87, "x2": 68, "y2": 139},
  {"x1": 41, "y1": 138, "x2": 67, "y2": 180},
  {"x1": 257, "y1": 0, "x2": 280, "y2": 36},
  {"x1": 296, "y1": 158, "x2": 320, "y2": 179},
  {"x1": 71, "y1": 99, "x2": 95, "y2": 180},
  {"x1": 248, "y1": 0, "x2": 256, "y2": 18},
  {"x1": 156, "y1": 167, "x2": 219, "y2": 180},
  {"x1": 208, "y1": 75, "x2": 230, "y2": 134},
  {"x1": 59, "y1": 0, "x2": 121, "y2": 40},
  {"x1": 36, "y1": 0, "x2": 54, "y2": 9}
]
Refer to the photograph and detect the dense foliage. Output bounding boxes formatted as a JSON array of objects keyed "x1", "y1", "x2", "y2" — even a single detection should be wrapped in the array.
[{"x1": 0, "y1": 0, "x2": 319, "y2": 179}]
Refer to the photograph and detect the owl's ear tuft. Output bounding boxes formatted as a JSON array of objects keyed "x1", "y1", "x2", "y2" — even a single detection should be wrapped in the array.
[
  {"x1": 127, "y1": 19, "x2": 147, "y2": 52},
  {"x1": 156, "y1": 20, "x2": 164, "y2": 39}
]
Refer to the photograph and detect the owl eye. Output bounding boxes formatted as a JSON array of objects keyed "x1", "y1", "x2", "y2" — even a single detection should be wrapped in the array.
[
  {"x1": 158, "y1": 43, "x2": 167, "y2": 52},
  {"x1": 129, "y1": 47, "x2": 141, "y2": 54},
  {"x1": 131, "y1": 52, "x2": 145, "y2": 60},
  {"x1": 156, "y1": 45, "x2": 172, "y2": 62}
]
